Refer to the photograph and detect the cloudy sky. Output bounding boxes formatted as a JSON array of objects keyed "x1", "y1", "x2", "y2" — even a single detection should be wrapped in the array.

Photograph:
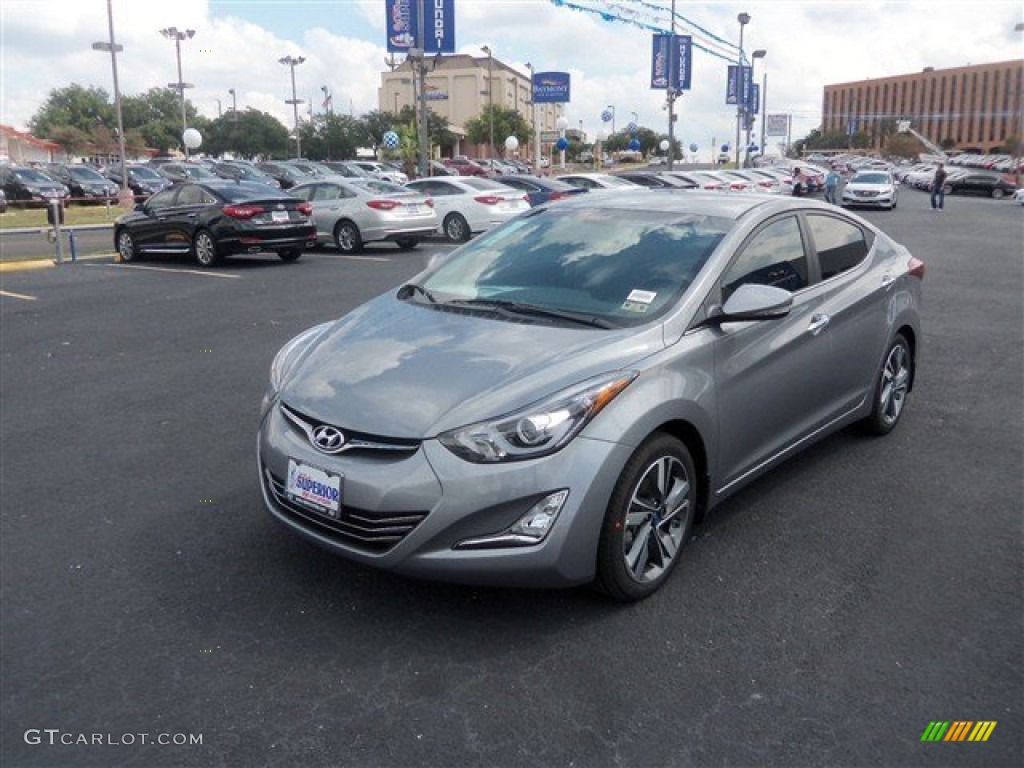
[{"x1": 2, "y1": 0, "x2": 1022, "y2": 161}]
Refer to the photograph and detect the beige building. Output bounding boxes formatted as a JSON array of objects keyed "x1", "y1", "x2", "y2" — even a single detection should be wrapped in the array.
[
  {"x1": 822, "y1": 59, "x2": 1023, "y2": 154},
  {"x1": 379, "y1": 54, "x2": 565, "y2": 159}
]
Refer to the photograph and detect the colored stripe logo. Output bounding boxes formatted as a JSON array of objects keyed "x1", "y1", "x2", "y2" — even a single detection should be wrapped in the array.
[{"x1": 921, "y1": 721, "x2": 997, "y2": 742}]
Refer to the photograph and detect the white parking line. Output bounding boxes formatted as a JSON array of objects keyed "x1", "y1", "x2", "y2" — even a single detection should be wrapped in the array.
[
  {"x1": 88, "y1": 263, "x2": 241, "y2": 279},
  {"x1": 0, "y1": 289, "x2": 37, "y2": 301},
  {"x1": 335, "y1": 255, "x2": 392, "y2": 262}
]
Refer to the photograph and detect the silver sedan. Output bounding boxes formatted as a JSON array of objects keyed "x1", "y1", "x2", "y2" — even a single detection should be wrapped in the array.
[
  {"x1": 258, "y1": 190, "x2": 924, "y2": 601},
  {"x1": 289, "y1": 177, "x2": 438, "y2": 253},
  {"x1": 406, "y1": 176, "x2": 532, "y2": 242}
]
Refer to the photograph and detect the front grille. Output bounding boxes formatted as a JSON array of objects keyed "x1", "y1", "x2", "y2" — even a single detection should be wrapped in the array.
[
  {"x1": 263, "y1": 468, "x2": 427, "y2": 553},
  {"x1": 280, "y1": 402, "x2": 421, "y2": 457}
]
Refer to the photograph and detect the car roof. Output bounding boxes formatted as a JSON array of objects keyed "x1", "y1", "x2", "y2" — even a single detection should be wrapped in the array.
[{"x1": 547, "y1": 187, "x2": 821, "y2": 221}]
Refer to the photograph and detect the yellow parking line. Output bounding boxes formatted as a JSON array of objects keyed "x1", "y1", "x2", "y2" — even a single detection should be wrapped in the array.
[
  {"x1": 0, "y1": 289, "x2": 37, "y2": 301},
  {"x1": 0, "y1": 259, "x2": 54, "y2": 273},
  {"x1": 94, "y1": 263, "x2": 240, "y2": 279}
]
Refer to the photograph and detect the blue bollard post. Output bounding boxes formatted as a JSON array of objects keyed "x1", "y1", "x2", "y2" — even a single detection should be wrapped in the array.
[{"x1": 68, "y1": 229, "x2": 77, "y2": 262}]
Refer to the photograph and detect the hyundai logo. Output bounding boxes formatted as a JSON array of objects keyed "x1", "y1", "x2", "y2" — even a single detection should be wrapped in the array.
[{"x1": 311, "y1": 425, "x2": 346, "y2": 453}]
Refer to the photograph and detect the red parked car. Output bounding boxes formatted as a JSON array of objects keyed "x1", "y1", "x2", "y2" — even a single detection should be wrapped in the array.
[{"x1": 443, "y1": 156, "x2": 488, "y2": 177}]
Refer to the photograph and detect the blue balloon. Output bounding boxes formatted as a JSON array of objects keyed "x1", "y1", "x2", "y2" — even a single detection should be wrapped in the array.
[
  {"x1": 382, "y1": 131, "x2": 400, "y2": 149},
  {"x1": 628, "y1": 138, "x2": 641, "y2": 151},
  {"x1": 689, "y1": 143, "x2": 698, "y2": 153},
  {"x1": 556, "y1": 137, "x2": 569, "y2": 151},
  {"x1": 720, "y1": 144, "x2": 730, "y2": 152},
  {"x1": 601, "y1": 109, "x2": 613, "y2": 123}
]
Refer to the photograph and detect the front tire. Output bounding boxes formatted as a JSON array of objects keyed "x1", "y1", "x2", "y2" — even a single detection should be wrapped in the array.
[
  {"x1": 116, "y1": 229, "x2": 138, "y2": 263},
  {"x1": 443, "y1": 213, "x2": 470, "y2": 243},
  {"x1": 595, "y1": 433, "x2": 697, "y2": 601},
  {"x1": 991, "y1": 188, "x2": 1005, "y2": 200},
  {"x1": 192, "y1": 229, "x2": 220, "y2": 267},
  {"x1": 333, "y1": 220, "x2": 363, "y2": 254},
  {"x1": 862, "y1": 333, "x2": 912, "y2": 435}
]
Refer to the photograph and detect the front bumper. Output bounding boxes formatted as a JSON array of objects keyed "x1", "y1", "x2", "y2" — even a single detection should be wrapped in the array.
[{"x1": 257, "y1": 398, "x2": 631, "y2": 588}]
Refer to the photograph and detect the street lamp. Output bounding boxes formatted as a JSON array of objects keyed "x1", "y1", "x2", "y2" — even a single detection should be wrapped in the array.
[
  {"x1": 556, "y1": 116, "x2": 568, "y2": 169},
  {"x1": 734, "y1": 12, "x2": 750, "y2": 167},
  {"x1": 321, "y1": 85, "x2": 333, "y2": 160},
  {"x1": 745, "y1": 49, "x2": 766, "y2": 166},
  {"x1": 606, "y1": 104, "x2": 616, "y2": 134},
  {"x1": 159, "y1": 26, "x2": 196, "y2": 158},
  {"x1": 278, "y1": 54, "x2": 305, "y2": 158},
  {"x1": 228, "y1": 88, "x2": 238, "y2": 124},
  {"x1": 92, "y1": 0, "x2": 129, "y2": 205},
  {"x1": 527, "y1": 61, "x2": 539, "y2": 173},
  {"x1": 481, "y1": 45, "x2": 494, "y2": 157}
]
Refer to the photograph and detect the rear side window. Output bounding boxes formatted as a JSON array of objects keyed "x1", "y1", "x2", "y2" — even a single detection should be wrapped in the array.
[
  {"x1": 805, "y1": 215, "x2": 870, "y2": 279},
  {"x1": 722, "y1": 215, "x2": 808, "y2": 300}
]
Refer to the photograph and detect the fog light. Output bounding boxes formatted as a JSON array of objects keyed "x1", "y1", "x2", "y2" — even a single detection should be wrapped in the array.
[{"x1": 455, "y1": 490, "x2": 569, "y2": 550}]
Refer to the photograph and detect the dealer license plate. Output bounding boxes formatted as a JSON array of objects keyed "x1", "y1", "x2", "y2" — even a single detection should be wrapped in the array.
[
  {"x1": 272, "y1": 210, "x2": 290, "y2": 223},
  {"x1": 285, "y1": 459, "x2": 342, "y2": 518}
]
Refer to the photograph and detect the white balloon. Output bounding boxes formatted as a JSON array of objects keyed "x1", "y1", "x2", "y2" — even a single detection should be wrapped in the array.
[
  {"x1": 555, "y1": 117, "x2": 568, "y2": 130},
  {"x1": 182, "y1": 128, "x2": 202, "y2": 149},
  {"x1": 659, "y1": 139, "x2": 670, "y2": 151},
  {"x1": 504, "y1": 136, "x2": 519, "y2": 151}
]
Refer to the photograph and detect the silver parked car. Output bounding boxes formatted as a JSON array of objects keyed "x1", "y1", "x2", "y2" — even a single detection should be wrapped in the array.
[
  {"x1": 405, "y1": 176, "x2": 530, "y2": 242},
  {"x1": 288, "y1": 177, "x2": 438, "y2": 253},
  {"x1": 258, "y1": 190, "x2": 924, "y2": 600},
  {"x1": 842, "y1": 171, "x2": 899, "y2": 210}
]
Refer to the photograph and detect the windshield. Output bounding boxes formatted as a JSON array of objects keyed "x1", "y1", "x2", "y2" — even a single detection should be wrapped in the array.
[
  {"x1": 351, "y1": 179, "x2": 409, "y2": 195},
  {"x1": 853, "y1": 173, "x2": 891, "y2": 184},
  {"x1": 418, "y1": 206, "x2": 732, "y2": 327},
  {"x1": 130, "y1": 166, "x2": 164, "y2": 180},
  {"x1": 14, "y1": 169, "x2": 57, "y2": 184},
  {"x1": 69, "y1": 167, "x2": 105, "y2": 181}
]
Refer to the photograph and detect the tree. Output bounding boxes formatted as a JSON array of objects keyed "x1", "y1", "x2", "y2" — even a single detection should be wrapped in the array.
[
  {"x1": 46, "y1": 126, "x2": 92, "y2": 156},
  {"x1": 463, "y1": 105, "x2": 533, "y2": 157},
  {"x1": 298, "y1": 113, "x2": 364, "y2": 160},
  {"x1": 121, "y1": 88, "x2": 200, "y2": 153},
  {"x1": 29, "y1": 84, "x2": 113, "y2": 137},
  {"x1": 198, "y1": 109, "x2": 290, "y2": 159}
]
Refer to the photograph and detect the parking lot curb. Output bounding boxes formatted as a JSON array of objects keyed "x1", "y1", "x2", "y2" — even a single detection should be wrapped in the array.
[{"x1": 0, "y1": 258, "x2": 55, "y2": 272}]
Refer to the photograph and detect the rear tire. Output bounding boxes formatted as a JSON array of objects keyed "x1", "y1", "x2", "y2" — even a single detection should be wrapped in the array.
[
  {"x1": 862, "y1": 333, "x2": 912, "y2": 435},
  {"x1": 395, "y1": 237, "x2": 419, "y2": 250},
  {"x1": 192, "y1": 229, "x2": 220, "y2": 267},
  {"x1": 277, "y1": 248, "x2": 302, "y2": 262},
  {"x1": 595, "y1": 433, "x2": 696, "y2": 602},
  {"x1": 991, "y1": 188, "x2": 1005, "y2": 200}
]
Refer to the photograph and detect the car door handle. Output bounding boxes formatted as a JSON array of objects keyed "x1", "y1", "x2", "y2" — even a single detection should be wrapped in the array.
[
  {"x1": 807, "y1": 314, "x2": 830, "y2": 335},
  {"x1": 881, "y1": 274, "x2": 896, "y2": 288}
]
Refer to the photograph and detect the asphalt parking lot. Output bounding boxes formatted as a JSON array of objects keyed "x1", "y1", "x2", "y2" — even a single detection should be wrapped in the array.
[{"x1": 2, "y1": 187, "x2": 1021, "y2": 767}]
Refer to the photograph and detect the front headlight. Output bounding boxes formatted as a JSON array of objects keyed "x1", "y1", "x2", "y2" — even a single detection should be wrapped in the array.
[{"x1": 438, "y1": 372, "x2": 637, "y2": 463}]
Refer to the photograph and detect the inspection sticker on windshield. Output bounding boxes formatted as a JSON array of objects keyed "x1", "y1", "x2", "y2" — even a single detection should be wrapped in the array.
[
  {"x1": 286, "y1": 459, "x2": 342, "y2": 518},
  {"x1": 622, "y1": 289, "x2": 657, "y2": 313}
]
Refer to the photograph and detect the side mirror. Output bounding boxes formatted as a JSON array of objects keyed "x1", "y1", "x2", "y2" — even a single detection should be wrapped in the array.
[
  {"x1": 134, "y1": 202, "x2": 145, "y2": 213},
  {"x1": 714, "y1": 283, "x2": 793, "y2": 322}
]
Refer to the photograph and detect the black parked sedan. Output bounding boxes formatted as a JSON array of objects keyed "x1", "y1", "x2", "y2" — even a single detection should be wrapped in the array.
[
  {"x1": 113, "y1": 181, "x2": 315, "y2": 267},
  {"x1": 490, "y1": 174, "x2": 588, "y2": 206},
  {"x1": 0, "y1": 164, "x2": 69, "y2": 207},
  {"x1": 40, "y1": 163, "x2": 118, "y2": 204},
  {"x1": 942, "y1": 172, "x2": 1018, "y2": 199}
]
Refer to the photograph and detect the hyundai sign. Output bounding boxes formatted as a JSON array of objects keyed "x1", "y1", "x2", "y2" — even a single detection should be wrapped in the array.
[
  {"x1": 385, "y1": 0, "x2": 455, "y2": 54},
  {"x1": 533, "y1": 72, "x2": 571, "y2": 104},
  {"x1": 651, "y1": 34, "x2": 692, "y2": 91}
]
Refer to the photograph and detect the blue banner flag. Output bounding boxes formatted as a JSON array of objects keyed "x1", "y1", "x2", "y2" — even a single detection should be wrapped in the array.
[
  {"x1": 385, "y1": 0, "x2": 455, "y2": 54},
  {"x1": 652, "y1": 34, "x2": 692, "y2": 91},
  {"x1": 671, "y1": 34, "x2": 692, "y2": 91},
  {"x1": 533, "y1": 72, "x2": 571, "y2": 103},
  {"x1": 651, "y1": 34, "x2": 670, "y2": 88}
]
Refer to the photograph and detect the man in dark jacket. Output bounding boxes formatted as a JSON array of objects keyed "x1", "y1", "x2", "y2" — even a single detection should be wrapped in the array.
[{"x1": 930, "y1": 163, "x2": 948, "y2": 211}]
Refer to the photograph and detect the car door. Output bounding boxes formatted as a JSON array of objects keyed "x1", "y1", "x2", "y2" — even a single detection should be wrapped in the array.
[
  {"x1": 165, "y1": 184, "x2": 215, "y2": 250},
  {"x1": 710, "y1": 214, "x2": 835, "y2": 494},
  {"x1": 409, "y1": 179, "x2": 457, "y2": 220},
  {"x1": 132, "y1": 186, "x2": 180, "y2": 250},
  {"x1": 802, "y1": 212, "x2": 889, "y2": 417},
  {"x1": 311, "y1": 182, "x2": 360, "y2": 240}
]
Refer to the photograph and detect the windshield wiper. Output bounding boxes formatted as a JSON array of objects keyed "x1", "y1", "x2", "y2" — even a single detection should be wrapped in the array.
[
  {"x1": 396, "y1": 283, "x2": 440, "y2": 304},
  {"x1": 447, "y1": 298, "x2": 617, "y2": 329}
]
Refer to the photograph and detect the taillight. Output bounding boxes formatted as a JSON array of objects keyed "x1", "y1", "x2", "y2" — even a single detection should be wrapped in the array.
[
  {"x1": 424, "y1": 198, "x2": 434, "y2": 208},
  {"x1": 367, "y1": 199, "x2": 400, "y2": 210},
  {"x1": 730, "y1": 182, "x2": 745, "y2": 191},
  {"x1": 297, "y1": 202, "x2": 312, "y2": 216},
  {"x1": 474, "y1": 195, "x2": 503, "y2": 205},
  {"x1": 548, "y1": 191, "x2": 569, "y2": 201},
  {"x1": 908, "y1": 256, "x2": 925, "y2": 279},
  {"x1": 222, "y1": 204, "x2": 264, "y2": 219}
]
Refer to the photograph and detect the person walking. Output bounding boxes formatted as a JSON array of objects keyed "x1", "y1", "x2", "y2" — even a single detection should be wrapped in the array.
[
  {"x1": 791, "y1": 168, "x2": 805, "y2": 197},
  {"x1": 930, "y1": 162, "x2": 948, "y2": 211},
  {"x1": 824, "y1": 167, "x2": 840, "y2": 204}
]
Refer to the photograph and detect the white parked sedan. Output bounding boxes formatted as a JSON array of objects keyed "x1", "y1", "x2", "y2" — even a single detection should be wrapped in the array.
[
  {"x1": 841, "y1": 171, "x2": 899, "y2": 210},
  {"x1": 555, "y1": 172, "x2": 642, "y2": 191},
  {"x1": 405, "y1": 177, "x2": 530, "y2": 242},
  {"x1": 289, "y1": 177, "x2": 438, "y2": 253}
]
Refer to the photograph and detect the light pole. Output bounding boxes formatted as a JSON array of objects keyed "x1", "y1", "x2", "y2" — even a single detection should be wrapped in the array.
[
  {"x1": 322, "y1": 85, "x2": 333, "y2": 160},
  {"x1": 556, "y1": 116, "x2": 568, "y2": 169},
  {"x1": 92, "y1": 0, "x2": 129, "y2": 205},
  {"x1": 734, "y1": 12, "x2": 750, "y2": 168},
  {"x1": 159, "y1": 26, "x2": 195, "y2": 158},
  {"x1": 527, "y1": 62, "x2": 539, "y2": 173},
  {"x1": 606, "y1": 104, "x2": 616, "y2": 135},
  {"x1": 482, "y1": 45, "x2": 494, "y2": 157},
  {"x1": 278, "y1": 54, "x2": 305, "y2": 158},
  {"x1": 746, "y1": 49, "x2": 766, "y2": 166},
  {"x1": 228, "y1": 88, "x2": 238, "y2": 126}
]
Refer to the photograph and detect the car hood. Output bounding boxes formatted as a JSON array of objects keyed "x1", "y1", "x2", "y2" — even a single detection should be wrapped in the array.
[
  {"x1": 846, "y1": 181, "x2": 893, "y2": 191},
  {"x1": 279, "y1": 293, "x2": 664, "y2": 438}
]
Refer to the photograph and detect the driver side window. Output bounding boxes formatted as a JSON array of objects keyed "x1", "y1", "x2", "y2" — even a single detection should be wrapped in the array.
[
  {"x1": 146, "y1": 187, "x2": 177, "y2": 210},
  {"x1": 721, "y1": 216, "x2": 808, "y2": 301}
]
